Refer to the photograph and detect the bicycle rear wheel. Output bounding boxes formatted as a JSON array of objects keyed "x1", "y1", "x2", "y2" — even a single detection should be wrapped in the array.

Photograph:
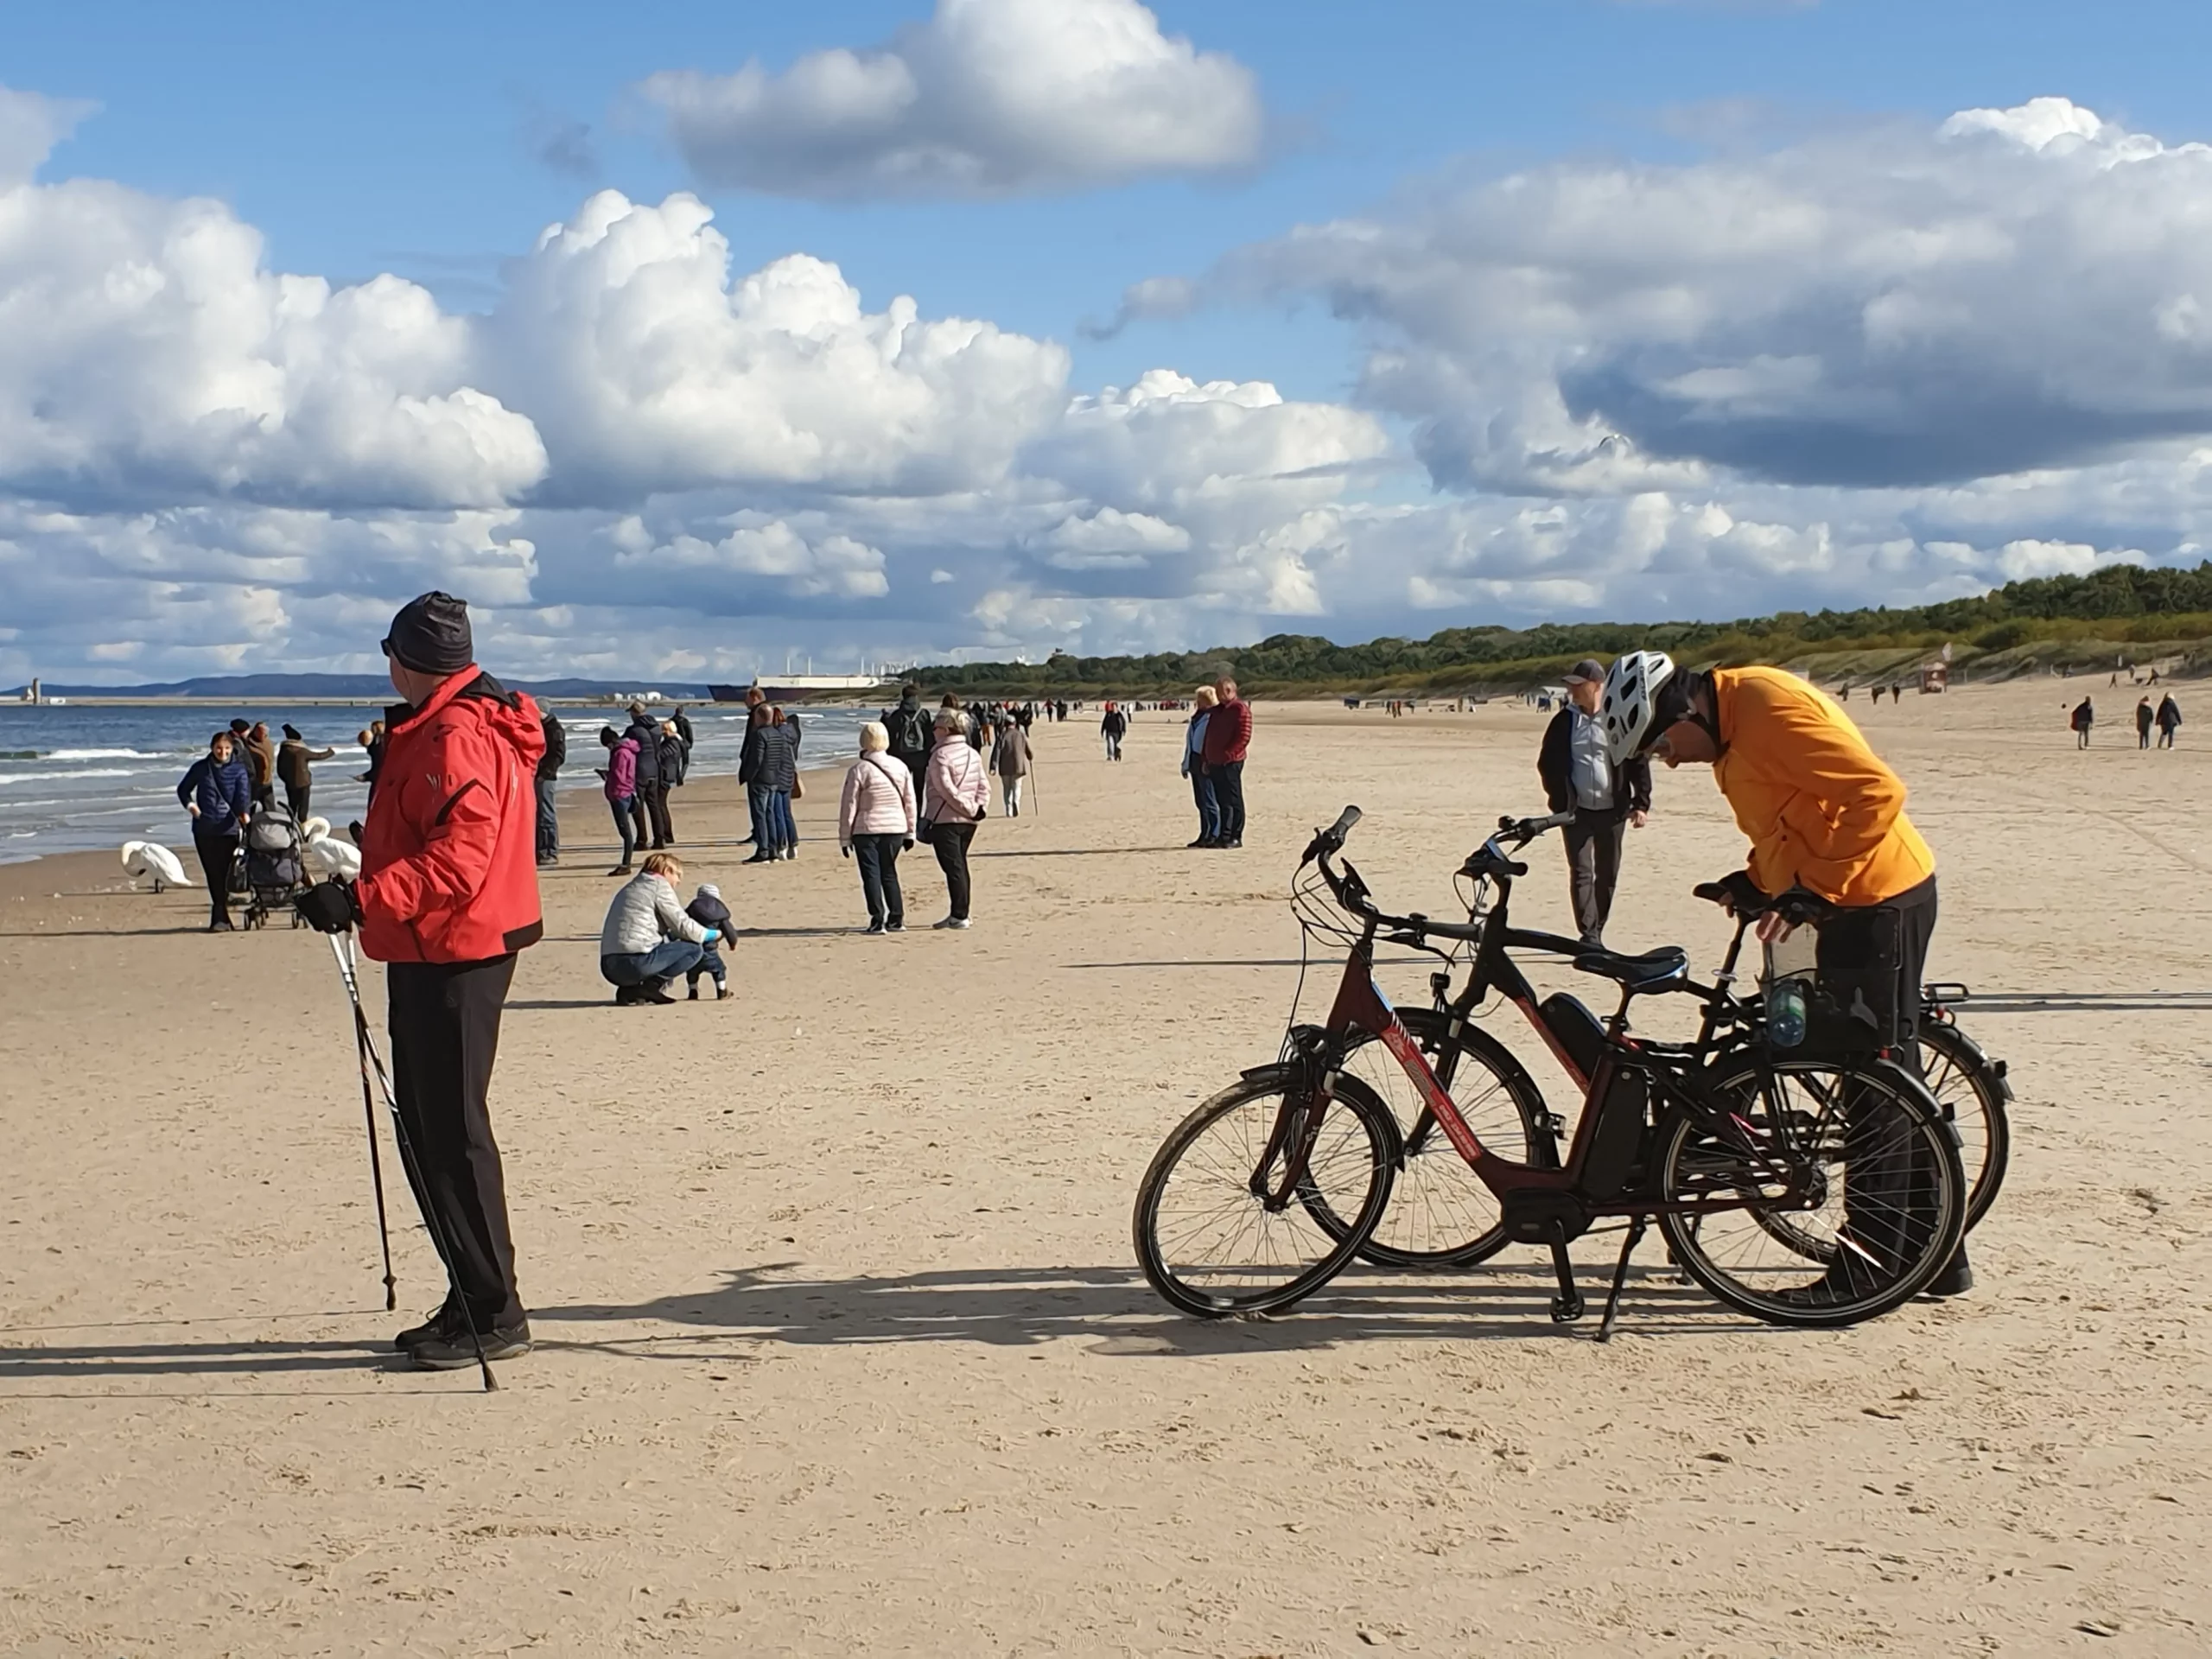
[
  {"x1": 1917, "y1": 1020, "x2": 2011, "y2": 1232},
  {"x1": 1314, "y1": 1010, "x2": 1548, "y2": 1268},
  {"x1": 1133, "y1": 1071, "x2": 1398, "y2": 1319},
  {"x1": 1658, "y1": 1057, "x2": 1966, "y2": 1329}
]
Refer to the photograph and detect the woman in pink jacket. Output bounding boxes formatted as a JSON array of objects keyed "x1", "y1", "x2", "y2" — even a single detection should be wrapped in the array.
[
  {"x1": 922, "y1": 708, "x2": 988, "y2": 929},
  {"x1": 838, "y1": 721, "x2": 918, "y2": 934},
  {"x1": 598, "y1": 725, "x2": 640, "y2": 876}
]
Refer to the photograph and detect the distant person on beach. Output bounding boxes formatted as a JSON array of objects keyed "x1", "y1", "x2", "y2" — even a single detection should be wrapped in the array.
[
  {"x1": 770, "y1": 707, "x2": 799, "y2": 857},
  {"x1": 746, "y1": 707, "x2": 798, "y2": 863},
  {"x1": 1538, "y1": 658, "x2": 1652, "y2": 949},
  {"x1": 684, "y1": 882, "x2": 734, "y2": 1000},
  {"x1": 923, "y1": 709, "x2": 987, "y2": 929},
  {"x1": 624, "y1": 704, "x2": 670, "y2": 851},
  {"x1": 178, "y1": 730, "x2": 252, "y2": 930},
  {"x1": 1181, "y1": 686, "x2": 1221, "y2": 848},
  {"x1": 671, "y1": 706, "x2": 696, "y2": 767},
  {"x1": 990, "y1": 714, "x2": 1032, "y2": 816},
  {"x1": 2137, "y1": 697, "x2": 2155, "y2": 749},
  {"x1": 1101, "y1": 702, "x2": 1128, "y2": 761},
  {"x1": 2071, "y1": 696, "x2": 2094, "y2": 748},
  {"x1": 1200, "y1": 675, "x2": 1252, "y2": 849},
  {"x1": 294, "y1": 589, "x2": 547, "y2": 1370},
  {"x1": 535, "y1": 708, "x2": 564, "y2": 867},
  {"x1": 599, "y1": 724, "x2": 639, "y2": 875},
  {"x1": 881, "y1": 683, "x2": 934, "y2": 801},
  {"x1": 840, "y1": 720, "x2": 918, "y2": 934},
  {"x1": 241, "y1": 721, "x2": 277, "y2": 810},
  {"x1": 2158, "y1": 694, "x2": 2183, "y2": 747},
  {"x1": 739, "y1": 702, "x2": 772, "y2": 852},
  {"x1": 276, "y1": 724, "x2": 334, "y2": 823},
  {"x1": 599, "y1": 852, "x2": 717, "y2": 1006},
  {"x1": 358, "y1": 720, "x2": 388, "y2": 789}
]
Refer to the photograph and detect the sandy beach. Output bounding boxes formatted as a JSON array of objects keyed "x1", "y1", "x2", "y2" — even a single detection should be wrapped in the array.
[{"x1": 3, "y1": 682, "x2": 2209, "y2": 1656}]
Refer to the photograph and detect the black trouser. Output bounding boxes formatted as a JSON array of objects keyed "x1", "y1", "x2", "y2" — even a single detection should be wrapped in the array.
[
  {"x1": 853, "y1": 832, "x2": 906, "y2": 925},
  {"x1": 283, "y1": 783, "x2": 312, "y2": 823},
  {"x1": 897, "y1": 754, "x2": 929, "y2": 817},
  {"x1": 1561, "y1": 805, "x2": 1627, "y2": 945},
  {"x1": 2139, "y1": 723, "x2": 2152, "y2": 749},
  {"x1": 931, "y1": 819, "x2": 976, "y2": 920},
  {"x1": 1211, "y1": 760, "x2": 1246, "y2": 842},
  {"x1": 251, "y1": 782, "x2": 276, "y2": 810},
  {"x1": 534, "y1": 777, "x2": 558, "y2": 859},
  {"x1": 1817, "y1": 877, "x2": 1965, "y2": 1282},
  {"x1": 635, "y1": 779, "x2": 670, "y2": 849},
  {"x1": 193, "y1": 826, "x2": 238, "y2": 922},
  {"x1": 386, "y1": 953, "x2": 525, "y2": 1330}
]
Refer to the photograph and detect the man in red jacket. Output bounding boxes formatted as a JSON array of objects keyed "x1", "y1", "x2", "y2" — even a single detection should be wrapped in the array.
[
  {"x1": 299, "y1": 592, "x2": 545, "y2": 1370},
  {"x1": 1200, "y1": 673, "x2": 1253, "y2": 849}
]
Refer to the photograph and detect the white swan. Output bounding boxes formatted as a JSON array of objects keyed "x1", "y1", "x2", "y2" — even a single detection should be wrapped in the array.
[
  {"x1": 302, "y1": 832, "x2": 362, "y2": 880},
  {"x1": 120, "y1": 840, "x2": 193, "y2": 892},
  {"x1": 300, "y1": 816, "x2": 332, "y2": 842}
]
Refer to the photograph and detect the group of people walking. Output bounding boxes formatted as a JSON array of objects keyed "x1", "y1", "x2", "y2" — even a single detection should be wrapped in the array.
[
  {"x1": 598, "y1": 703, "x2": 696, "y2": 874},
  {"x1": 2071, "y1": 694, "x2": 2183, "y2": 747}
]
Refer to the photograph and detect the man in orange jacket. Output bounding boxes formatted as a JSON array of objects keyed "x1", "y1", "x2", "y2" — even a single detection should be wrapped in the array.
[
  {"x1": 1600, "y1": 651, "x2": 1970, "y2": 1300},
  {"x1": 298, "y1": 592, "x2": 547, "y2": 1368}
]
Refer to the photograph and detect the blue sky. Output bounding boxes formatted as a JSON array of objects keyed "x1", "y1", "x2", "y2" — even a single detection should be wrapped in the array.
[{"x1": 3, "y1": 0, "x2": 2212, "y2": 678}]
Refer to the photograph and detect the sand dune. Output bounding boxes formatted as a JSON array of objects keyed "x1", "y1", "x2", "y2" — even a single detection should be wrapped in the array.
[{"x1": 3, "y1": 682, "x2": 2208, "y2": 1654}]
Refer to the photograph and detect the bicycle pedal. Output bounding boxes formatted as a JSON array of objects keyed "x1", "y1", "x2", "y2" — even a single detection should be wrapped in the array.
[{"x1": 1550, "y1": 1296, "x2": 1584, "y2": 1323}]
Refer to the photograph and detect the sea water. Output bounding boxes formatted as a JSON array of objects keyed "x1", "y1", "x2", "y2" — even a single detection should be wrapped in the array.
[{"x1": 0, "y1": 701, "x2": 874, "y2": 864}]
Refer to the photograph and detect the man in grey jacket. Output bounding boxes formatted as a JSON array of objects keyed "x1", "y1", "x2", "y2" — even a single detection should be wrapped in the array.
[
  {"x1": 598, "y1": 853, "x2": 720, "y2": 1005},
  {"x1": 1536, "y1": 658, "x2": 1652, "y2": 948}
]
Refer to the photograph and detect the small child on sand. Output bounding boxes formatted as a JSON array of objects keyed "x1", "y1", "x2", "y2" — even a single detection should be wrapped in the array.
[{"x1": 684, "y1": 883, "x2": 734, "y2": 1001}]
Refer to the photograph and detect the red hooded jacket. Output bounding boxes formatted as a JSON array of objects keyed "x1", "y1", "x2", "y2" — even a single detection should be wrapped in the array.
[
  {"x1": 1201, "y1": 696, "x2": 1252, "y2": 766},
  {"x1": 358, "y1": 667, "x2": 546, "y2": 964}
]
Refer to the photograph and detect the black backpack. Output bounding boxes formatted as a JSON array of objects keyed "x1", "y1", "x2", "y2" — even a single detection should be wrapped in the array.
[{"x1": 891, "y1": 706, "x2": 931, "y2": 755}]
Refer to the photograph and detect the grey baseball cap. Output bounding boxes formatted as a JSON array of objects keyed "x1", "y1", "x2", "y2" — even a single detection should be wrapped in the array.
[{"x1": 1564, "y1": 658, "x2": 1606, "y2": 685}]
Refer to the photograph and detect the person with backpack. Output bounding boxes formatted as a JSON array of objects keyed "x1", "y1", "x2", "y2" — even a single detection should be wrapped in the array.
[
  {"x1": 881, "y1": 683, "x2": 935, "y2": 804},
  {"x1": 535, "y1": 708, "x2": 566, "y2": 866},
  {"x1": 2070, "y1": 696, "x2": 2094, "y2": 749},
  {"x1": 839, "y1": 721, "x2": 918, "y2": 933}
]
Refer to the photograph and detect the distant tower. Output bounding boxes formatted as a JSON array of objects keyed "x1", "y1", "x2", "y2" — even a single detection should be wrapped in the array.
[{"x1": 28, "y1": 677, "x2": 40, "y2": 704}]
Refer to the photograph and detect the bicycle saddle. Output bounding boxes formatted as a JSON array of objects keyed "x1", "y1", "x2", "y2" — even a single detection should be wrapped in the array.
[{"x1": 1572, "y1": 944, "x2": 1689, "y2": 989}]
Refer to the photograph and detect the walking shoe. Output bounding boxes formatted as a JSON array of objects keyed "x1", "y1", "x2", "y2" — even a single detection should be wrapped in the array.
[
  {"x1": 394, "y1": 1302, "x2": 459, "y2": 1351},
  {"x1": 742, "y1": 854, "x2": 775, "y2": 865},
  {"x1": 1218, "y1": 838, "x2": 1243, "y2": 849},
  {"x1": 642, "y1": 983, "x2": 678, "y2": 1005},
  {"x1": 936, "y1": 916, "x2": 971, "y2": 930},
  {"x1": 885, "y1": 920, "x2": 905, "y2": 933},
  {"x1": 1187, "y1": 837, "x2": 1215, "y2": 849},
  {"x1": 613, "y1": 984, "x2": 645, "y2": 1006},
  {"x1": 409, "y1": 1319, "x2": 531, "y2": 1370},
  {"x1": 715, "y1": 985, "x2": 734, "y2": 1001},
  {"x1": 863, "y1": 919, "x2": 886, "y2": 935},
  {"x1": 1922, "y1": 1257, "x2": 1974, "y2": 1298},
  {"x1": 687, "y1": 982, "x2": 699, "y2": 1001},
  {"x1": 607, "y1": 865, "x2": 632, "y2": 877}
]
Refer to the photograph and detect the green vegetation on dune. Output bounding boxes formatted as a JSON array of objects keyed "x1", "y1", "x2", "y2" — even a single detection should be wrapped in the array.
[{"x1": 918, "y1": 563, "x2": 2212, "y2": 696}]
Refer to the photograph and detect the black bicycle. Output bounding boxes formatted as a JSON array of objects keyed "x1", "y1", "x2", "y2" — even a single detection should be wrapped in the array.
[{"x1": 1328, "y1": 815, "x2": 2008, "y2": 1268}]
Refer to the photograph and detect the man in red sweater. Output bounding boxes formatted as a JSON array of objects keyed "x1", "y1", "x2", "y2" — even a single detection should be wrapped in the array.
[
  {"x1": 297, "y1": 592, "x2": 546, "y2": 1370},
  {"x1": 1200, "y1": 674, "x2": 1253, "y2": 849}
]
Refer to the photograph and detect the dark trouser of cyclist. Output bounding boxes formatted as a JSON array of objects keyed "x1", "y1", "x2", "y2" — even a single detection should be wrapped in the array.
[
  {"x1": 1816, "y1": 875, "x2": 1970, "y2": 1299},
  {"x1": 1561, "y1": 805, "x2": 1626, "y2": 948}
]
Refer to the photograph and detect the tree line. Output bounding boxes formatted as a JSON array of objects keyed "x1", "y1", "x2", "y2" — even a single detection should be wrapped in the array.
[{"x1": 916, "y1": 561, "x2": 2212, "y2": 696}]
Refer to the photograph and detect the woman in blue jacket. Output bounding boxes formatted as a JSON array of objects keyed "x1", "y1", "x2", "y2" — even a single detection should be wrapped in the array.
[{"x1": 177, "y1": 730, "x2": 253, "y2": 930}]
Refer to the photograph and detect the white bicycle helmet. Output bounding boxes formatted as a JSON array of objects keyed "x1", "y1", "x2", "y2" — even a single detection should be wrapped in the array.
[{"x1": 1599, "y1": 650, "x2": 1676, "y2": 764}]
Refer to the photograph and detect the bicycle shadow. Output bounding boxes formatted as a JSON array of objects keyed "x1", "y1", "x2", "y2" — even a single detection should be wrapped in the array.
[{"x1": 534, "y1": 1260, "x2": 1761, "y2": 1358}]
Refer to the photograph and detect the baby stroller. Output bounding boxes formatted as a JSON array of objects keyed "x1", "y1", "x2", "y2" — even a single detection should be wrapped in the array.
[{"x1": 238, "y1": 804, "x2": 311, "y2": 929}]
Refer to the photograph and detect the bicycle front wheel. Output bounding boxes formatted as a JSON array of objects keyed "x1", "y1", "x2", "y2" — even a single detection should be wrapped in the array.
[
  {"x1": 1659, "y1": 1058, "x2": 1966, "y2": 1329},
  {"x1": 1133, "y1": 1071, "x2": 1398, "y2": 1318},
  {"x1": 1316, "y1": 1010, "x2": 1549, "y2": 1268}
]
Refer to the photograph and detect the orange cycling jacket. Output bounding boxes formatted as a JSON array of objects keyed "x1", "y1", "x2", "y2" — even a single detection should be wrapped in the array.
[{"x1": 1709, "y1": 666, "x2": 1935, "y2": 907}]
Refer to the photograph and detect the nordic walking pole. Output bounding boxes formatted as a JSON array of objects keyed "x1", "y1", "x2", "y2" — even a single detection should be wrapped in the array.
[
  {"x1": 348, "y1": 975, "x2": 398, "y2": 1312},
  {"x1": 328, "y1": 933, "x2": 497, "y2": 1393}
]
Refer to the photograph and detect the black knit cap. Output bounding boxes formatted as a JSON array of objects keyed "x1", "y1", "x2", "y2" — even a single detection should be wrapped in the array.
[{"x1": 381, "y1": 591, "x2": 474, "y2": 675}]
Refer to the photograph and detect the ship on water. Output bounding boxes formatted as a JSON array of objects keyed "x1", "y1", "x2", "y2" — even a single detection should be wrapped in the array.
[{"x1": 707, "y1": 671, "x2": 899, "y2": 704}]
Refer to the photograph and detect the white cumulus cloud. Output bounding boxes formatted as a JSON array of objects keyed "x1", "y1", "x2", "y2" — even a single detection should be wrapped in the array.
[{"x1": 640, "y1": 0, "x2": 1263, "y2": 200}]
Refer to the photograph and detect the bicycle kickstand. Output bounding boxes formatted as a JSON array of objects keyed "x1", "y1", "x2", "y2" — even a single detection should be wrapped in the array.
[
  {"x1": 1595, "y1": 1217, "x2": 1647, "y2": 1344},
  {"x1": 1547, "y1": 1225, "x2": 1584, "y2": 1324}
]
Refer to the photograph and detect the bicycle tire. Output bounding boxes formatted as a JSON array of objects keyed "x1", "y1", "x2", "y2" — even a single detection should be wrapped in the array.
[
  {"x1": 1305, "y1": 1011, "x2": 1550, "y2": 1268},
  {"x1": 1133, "y1": 1070, "x2": 1398, "y2": 1319},
  {"x1": 1917, "y1": 1020, "x2": 2011, "y2": 1233},
  {"x1": 1658, "y1": 1057, "x2": 1966, "y2": 1329}
]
